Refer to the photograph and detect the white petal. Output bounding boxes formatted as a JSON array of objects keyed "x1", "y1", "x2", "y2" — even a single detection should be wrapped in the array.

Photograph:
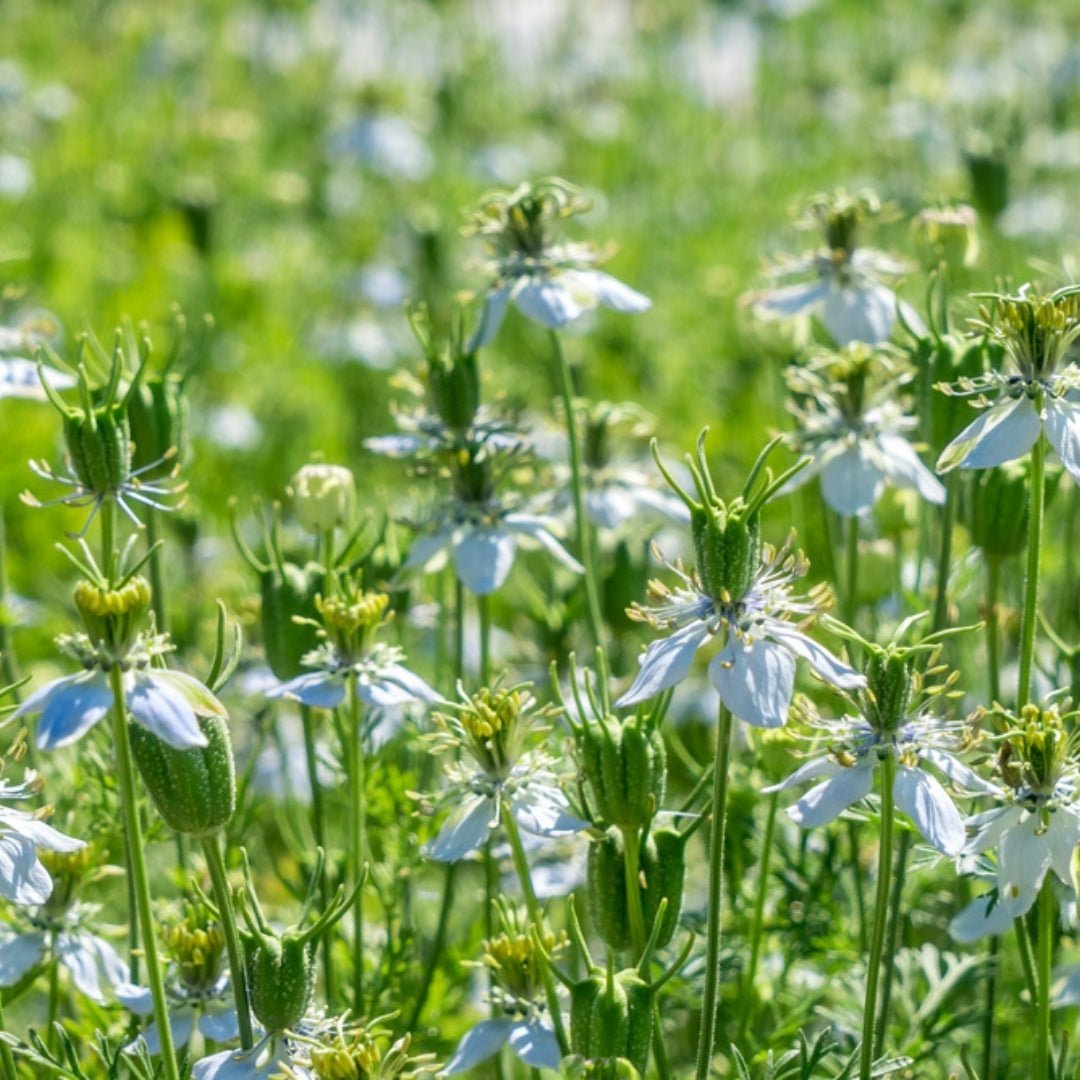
[
  {"x1": 58, "y1": 933, "x2": 109, "y2": 1002},
  {"x1": 999, "y1": 814, "x2": 1050, "y2": 917},
  {"x1": 616, "y1": 620, "x2": 711, "y2": 708},
  {"x1": 761, "y1": 755, "x2": 841, "y2": 794},
  {"x1": 0, "y1": 833, "x2": 53, "y2": 905},
  {"x1": 918, "y1": 747, "x2": 1002, "y2": 797},
  {"x1": 949, "y1": 893, "x2": 1013, "y2": 944},
  {"x1": 586, "y1": 486, "x2": 636, "y2": 530},
  {"x1": 425, "y1": 795, "x2": 497, "y2": 862},
  {"x1": 20, "y1": 671, "x2": 113, "y2": 751},
  {"x1": 509, "y1": 1020, "x2": 562, "y2": 1070},
  {"x1": 512, "y1": 275, "x2": 585, "y2": 328},
  {"x1": 752, "y1": 280, "x2": 830, "y2": 320},
  {"x1": 0, "y1": 809, "x2": 84, "y2": 854},
  {"x1": 966, "y1": 805, "x2": 1024, "y2": 855},
  {"x1": 1044, "y1": 397, "x2": 1080, "y2": 484},
  {"x1": 403, "y1": 526, "x2": 455, "y2": 573},
  {"x1": 1047, "y1": 808, "x2": 1080, "y2": 888},
  {"x1": 126, "y1": 673, "x2": 208, "y2": 750},
  {"x1": 820, "y1": 443, "x2": 884, "y2": 516},
  {"x1": 363, "y1": 433, "x2": 435, "y2": 457},
  {"x1": 151, "y1": 670, "x2": 227, "y2": 719},
  {"x1": 200, "y1": 1006, "x2": 241, "y2": 1044},
  {"x1": 786, "y1": 759, "x2": 875, "y2": 828},
  {"x1": 766, "y1": 623, "x2": 865, "y2": 691},
  {"x1": 877, "y1": 433, "x2": 946, "y2": 504},
  {"x1": 193, "y1": 1045, "x2": 283, "y2": 1080},
  {"x1": 510, "y1": 787, "x2": 588, "y2": 838},
  {"x1": 566, "y1": 269, "x2": 651, "y2": 314},
  {"x1": 267, "y1": 671, "x2": 346, "y2": 709},
  {"x1": 467, "y1": 286, "x2": 513, "y2": 351},
  {"x1": 505, "y1": 514, "x2": 584, "y2": 575},
  {"x1": 443, "y1": 1018, "x2": 514, "y2": 1074},
  {"x1": 821, "y1": 283, "x2": 896, "y2": 345},
  {"x1": 377, "y1": 663, "x2": 441, "y2": 704},
  {"x1": 0, "y1": 933, "x2": 45, "y2": 986},
  {"x1": 115, "y1": 983, "x2": 154, "y2": 1015},
  {"x1": 937, "y1": 397, "x2": 1041, "y2": 473},
  {"x1": 708, "y1": 638, "x2": 796, "y2": 728},
  {"x1": 893, "y1": 766, "x2": 965, "y2": 856},
  {"x1": 454, "y1": 528, "x2": 516, "y2": 595}
]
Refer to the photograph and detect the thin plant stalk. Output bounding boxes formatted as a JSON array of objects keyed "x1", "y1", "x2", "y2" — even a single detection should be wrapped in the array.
[
  {"x1": 479, "y1": 592, "x2": 492, "y2": 686},
  {"x1": 300, "y1": 702, "x2": 335, "y2": 1002},
  {"x1": 549, "y1": 331, "x2": 603, "y2": 649},
  {"x1": 621, "y1": 826, "x2": 647, "y2": 958},
  {"x1": 932, "y1": 473, "x2": 957, "y2": 631},
  {"x1": 848, "y1": 819, "x2": 868, "y2": 953},
  {"x1": 981, "y1": 934, "x2": 1000, "y2": 1080},
  {"x1": 1014, "y1": 915, "x2": 1038, "y2": 1010},
  {"x1": 0, "y1": 507, "x2": 21, "y2": 699},
  {"x1": 0, "y1": 986, "x2": 18, "y2": 1078},
  {"x1": 736, "y1": 787, "x2": 780, "y2": 1042},
  {"x1": 201, "y1": 834, "x2": 254, "y2": 1050},
  {"x1": 843, "y1": 514, "x2": 859, "y2": 630},
  {"x1": 1018, "y1": 430, "x2": 1045, "y2": 708},
  {"x1": 406, "y1": 860, "x2": 458, "y2": 1031},
  {"x1": 859, "y1": 751, "x2": 896, "y2": 1080},
  {"x1": 346, "y1": 677, "x2": 366, "y2": 1018},
  {"x1": 874, "y1": 828, "x2": 910, "y2": 1057},
  {"x1": 145, "y1": 508, "x2": 167, "y2": 631},
  {"x1": 1036, "y1": 879, "x2": 1055, "y2": 1079},
  {"x1": 501, "y1": 803, "x2": 569, "y2": 1055},
  {"x1": 108, "y1": 663, "x2": 181, "y2": 1080},
  {"x1": 982, "y1": 557, "x2": 1001, "y2": 1079},
  {"x1": 695, "y1": 702, "x2": 734, "y2": 1080}
]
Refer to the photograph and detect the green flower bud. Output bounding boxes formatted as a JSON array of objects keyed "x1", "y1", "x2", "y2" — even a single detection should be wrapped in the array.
[
  {"x1": 245, "y1": 930, "x2": 315, "y2": 1034},
  {"x1": 289, "y1": 464, "x2": 356, "y2": 535},
  {"x1": 130, "y1": 713, "x2": 236, "y2": 837},
  {"x1": 964, "y1": 146, "x2": 1009, "y2": 221},
  {"x1": 163, "y1": 899, "x2": 227, "y2": 996},
  {"x1": 126, "y1": 373, "x2": 188, "y2": 478},
  {"x1": 578, "y1": 715, "x2": 665, "y2": 830},
  {"x1": 968, "y1": 463, "x2": 1028, "y2": 558},
  {"x1": 65, "y1": 399, "x2": 133, "y2": 497},
  {"x1": 864, "y1": 652, "x2": 914, "y2": 735},
  {"x1": 73, "y1": 576, "x2": 152, "y2": 651},
  {"x1": 260, "y1": 561, "x2": 323, "y2": 680},
  {"x1": 570, "y1": 967, "x2": 652, "y2": 1076}
]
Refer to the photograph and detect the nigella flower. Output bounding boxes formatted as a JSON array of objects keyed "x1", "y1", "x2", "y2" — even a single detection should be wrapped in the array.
[
  {"x1": 0, "y1": 769, "x2": 84, "y2": 905},
  {"x1": 15, "y1": 576, "x2": 221, "y2": 751},
  {"x1": 193, "y1": 1033, "x2": 291, "y2": 1080},
  {"x1": 746, "y1": 189, "x2": 922, "y2": 346},
  {"x1": 425, "y1": 684, "x2": 586, "y2": 863},
  {"x1": 464, "y1": 177, "x2": 650, "y2": 351},
  {"x1": 936, "y1": 285, "x2": 1080, "y2": 482},
  {"x1": 952, "y1": 703, "x2": 1080, "y2": 932},
  {"x1": 782, "y1": 345, "x2": 944, "y2": 516},
  {"x1": 0, "y1": 307, "x2": 71, "y2": 400},
  {"x1": 615, "y1": 436, "x2": 862, "y2": 726}
]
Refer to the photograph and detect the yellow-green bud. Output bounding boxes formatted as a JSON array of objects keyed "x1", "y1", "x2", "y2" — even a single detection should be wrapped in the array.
[
  {"x1": 289, "y1": 464, "x2": 356, "y2": 535},
  {"x1": 912, "y1": 205, "x2": 979, "y2": 271},
  {"x1": 73, "y1": 576, "x2": 152, "y2": 648}
]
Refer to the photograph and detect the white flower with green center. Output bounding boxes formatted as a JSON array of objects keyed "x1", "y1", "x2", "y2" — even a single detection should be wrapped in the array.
[
  {"x1": 936, "y1": 285, "x2": 1080, "y2": 480},
  {"x1": 464, "y1": 177, "x2": 649, "y2": 351}
]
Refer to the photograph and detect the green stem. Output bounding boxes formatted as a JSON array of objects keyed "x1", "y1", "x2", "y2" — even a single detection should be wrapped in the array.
[
  {"x1": 1018, "y1": 431, "x2": 1046, "y2": 709},
  {"x1": 501, "y1": 802, "x2": 569, "y2": 1055},
  {"x1": 695, "y1": 702, "x2": 734, "y2": 1080},
  {"x1": 0, "y1": 507, "x2": 21, "y2": 700},
  {"x1": 46, "y1": 942, "x2": 59, "y2": 1051},
  {"x1": 986, "y1": 559, "x2": 1001, "y2": 703},
  {"x1": 843, "y1": 514, "x2": 859, "y2": 630},
  {"x1": 932, "y1": 473, "x2": 957, "y2": 632},
  {"x1": 848, "y1": 819, "x2": 868, "y2": 953},
  {"x1": 621, "y1": 826, "x2": 647, "y2": 959},
  {"x1": 550, "y1": 331, "x2": 603, "y2": 650},
  {"x1": 300, "y1": 703, "x2": 335, "y2": 1002},
  {"x1": 1014, "y1": 915, "x2": 1039, "y2": 1011},
  {"x1": 981, "y1": 935, "x2": 1000, "y2": 1080},
  {"x1": 347, "y1": 678, "x2": 366, "y2": 1017},
  {"x1": 874, "y1": 828, "x2": 909, "y2": 1057},
  {"x1": 454, "y1": 578, "x2": 465, "y2": 685},
  {"x1": 108, "y1": 665, "x2": 180, "y2": 1080},
  {"x1": 146, "y1": 509, "x2": 167, "y2": 631},
  {"x1": 201, "y1": 835, "x2": 254, "y2": 1050},
  {"x1": 406, "y1": 861, "x2": 458, "y2": 1031},
  {"x1": 1036, "y1": 878, "x2": 1055, "y2": 1080},
  {"x1": 479, "y1": 592, "x2": 491, "y2": 687},
  {"x1": 736, "y1": 787, "x2": 779, "y2": 1043},
  {"x1": 859, "y1": 752, "x2": 896, "y2": 1080},
  {"x1": 0, "y1": 982, "x2": 18, "y2": 1078}
]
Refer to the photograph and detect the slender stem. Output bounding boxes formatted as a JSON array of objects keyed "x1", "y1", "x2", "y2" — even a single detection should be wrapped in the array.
[
  {"x1": 695, "y1": 702, "x2": 734, "y2": 1080},
  {"x1": 406, "y1": 861, "x2": 458, "y2": 1031},
  {"x1": 848, "y1": 819, "x2": 868, "y2": 953},
  {"x1": 146, "y1": 508, "x2": 167, "y2": 631},
  {"x1": 859, "y1": 752, "x2": 896, "y2": 1080},
  {"x1": 843, "y1": 514, "x2": 859, "y2": 629},
  {"x1": 201, "y1": 834, "x2": 254, "y2": 1050},
  {"x1": 1018, "y1": 431, "x2": 1046, "y2": 709},
  {"x1": 549, "y1": 331, "x2": 603, "y2": 649},
  {"x1": 736, "y1": 787, "x2": 779, "y2": 1043},
  {"x1": 478, "y1": 592, "x2": 491, "y2": 687},
  {"x1": 0, "y1": 981, "x2": 18, "y2": 1078},
  {"x1": 986, "y1": 559, "x2": 1001, "y2": 703},
  {"x1": 621, "y1": 826, "x2": 647, "y2": 958},
  {"x1": 101, "y1": 499, "x2": 116, "y2": 585},
  {"x1": 0, "y1": 507, "x2": 21, "y2": 700},
  {"x1": 1014, "y1": 915, "x2": 1039, "y2": 1010},
  {"x1": 981, "y1": 935, "x2": 1000, "y2": 1080},
  {"x1": 46, "y1": 941, "x2": 59, "y2": 1050},
  {"x1": 874, "y1": 828, "x2": 910, "y2": 1057},
  {"x1": 651, "y1": 1001, "x2": 673, "y2": 1080},
  {"x1": 108, "y1": 665, "x2": 180, "y2": 1080},
  {"x1": 501, "y1": 802, "x2": 569, "y2": 1054},
  {"x1": 347, "y1": 678, "x2": 366, "y2": 1017},
  {"x1": 300, "y1": 703, "x2": 335, "y2": 1001},
  {"x1": 1062, "y1": 484, "x2": 1078, "y2": 632},
  {"x1": 454, "y1": 578, "x2": 465, "y2": 684},
  {"x1": 1036, "y1": 878, "x2": 1055, "y2": 1080},
  {"x1": 932, "y1": 473, "x2": 957, "y2": 632}
]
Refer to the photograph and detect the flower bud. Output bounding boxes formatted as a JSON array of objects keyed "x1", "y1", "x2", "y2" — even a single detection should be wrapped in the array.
[
  {"x1": 163, "y1": 899, "x2": 227, "y2": 996},
  {"x1": 968, "y1": 463, "x2": 1028, "y2": 558},
  {"x1": 129, "y1": 713, "x2": 236, "y2": 838},
  {"x1": 260, "y1": 561, "x2": 322, "y2": 680},
  {"x1": 126, "y1": 373, "x2": 188, "y2": 479},
  {"x1": 912, "y1": 205, "x2": 979, "y2": 271},
  {"x1": 73, "y1": 576, "x2": 152, "y2": 651},
  {"x1": 570, "y1": 967, "x2": 652, "y2": 1077},
  {"x1": 964, "y1": 145, "x2": 1009, "y2": 221},
  {"x1": 245, "y1": 930, "x2": 315, "y2": 1034},
  {"x1": 289, "y1": 464, "x2": 356, "y2": 535},
  {"x1": 65, "y1": 400, "x2": 133, "y2": 497}
]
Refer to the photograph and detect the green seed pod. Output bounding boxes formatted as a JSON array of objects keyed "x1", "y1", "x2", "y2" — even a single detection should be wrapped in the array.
[
  {"x1": 561, "y1": 1056, "x2": 641, "y2": 1080},
  {"x1": 129, "y1": 713, "x2": 236, "y2": 838},
  {"x1": 587, "y1": 830, "x2": 631, "y2": 953},
  {"x1": 640, "y1": 828, "x2": 687, "y2": 950},
  {"x1": 583, "y1": 716, "x2": 665, "y2": 830},
  {"x1": 968, "y1": 463, "x2": 1028, "y2": 558},
  {"x1": 245, "y1": 931, "x2": 315, "y2": 1034},
  {"x1": 619, "y1": 972, "x2": 653, "y2": 1077},
  {"x1": 64, "y1": 402, "x2": 132, "y2": 495},
  {"x1": 693, "y1": 509, "x2": 761, "y2": 603},
  {"x1": 429, "y1": 346, "x2": 479, "y2": 432},
  {"x1": 864, "y1": 652, "x2": 913, "y2": 734},
  {"x1": 260, "y1": 560, "x2": 322, "y2": 680},
  {"x1": 126, "y1": 373, "x2": 188, "y2": 478},
  {"x1": 569, "y1": 969, "x2": 652, "y2": 1075},
  {"x1": 965, "y1": 148, "x2": 1009, "y2": 221},
  {"x1": 915, "y1": 334, "x2": 997, "y2": 456}
]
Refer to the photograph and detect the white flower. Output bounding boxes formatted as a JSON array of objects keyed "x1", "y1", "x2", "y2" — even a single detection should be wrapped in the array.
[
  {"x1": 403, "y1": 503, "x2": 583, "y2": 596},
  {"x1": 616, "y1": 540, "x2": 863, "y2": 727},
  {"x1": 193, "y1": 1033, "x2": 289, "y2": 1080},
  {"x1": 0, "y1": 358, "x2": 73, "y2": 400},
  {"x1": 0, "y1": 921, "x2": 130, "y2": 1003},
  {"x1": 765, "y1": 717, "x2": 999, "y2": 856},
  {"x1": 0, "y1": 774, "x2": 84, "y2": 905},
  {"x1": 442, "y1": 1014, "x2": 561, "y2": 1074},
  {"x1": 118, "y1": 978, "x2": 239, "y2": 1055},
  {"x1": 267, "y1": 641, "x2": 439, "y2": 712}
]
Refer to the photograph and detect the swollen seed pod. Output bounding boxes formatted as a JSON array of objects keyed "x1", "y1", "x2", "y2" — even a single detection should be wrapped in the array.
[
  {"x1": 693, "y1": 509, "x2": 761, "y2": 604},
  {"x1": 586, "y1": 830, "x2": 632, "y2": 952},
  {"x1": 245, "y1": 931, "x2": 315, "y2": 1034},
  {"x1": 640, "y1": 828, "x2": 687, "y2": 950},
  {"x1": 261, "y1": 561, "x2": 323, "y2": 681},
  {"x1": 64, "y1": 401, "x2": 132, "y2": 497},
  {"x1": 580, "y1": 715, "x2": 666, "y2": 830},
  {"x1": 127, "y1": 373, "x2": 188, "y2": 478},
  {"x1": 129, "y1": 713, "x2": 236, "y2": 838},
  {"x1": 968, "y1": 463, "x2": 1028, "y2": 559},
  {"x1": 569, "y1": 968, "x2": 653, "y2": 1076}
]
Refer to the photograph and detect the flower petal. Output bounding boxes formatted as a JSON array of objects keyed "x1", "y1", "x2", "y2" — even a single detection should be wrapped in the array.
[
  {"x1": 918, "y1": 747, "x2": 1002, "y2": 797},
  {"x1": 403, "y1": 526, "x2": 455, "y2": 573},
  {"x1": 0, "y1": 833, "x2": 53, "y2": 906},
  {"x1": 443, "y1": 1018, "x2": 515, "y2": 1074},
  {"x1": 509, "y1": 1020, "x2": 562, "y2": 1070},
  {"x1": 0, "y1": 933, "x2": 44, "y2": 986},
  {"x1": 150, "y1": 670, "x2": 228, "y2": 719},
  {"x1": 505, "y1": 514, "x2": 584, "y2": 575},
  {"x1": 937, "y1": 396, "x2": 1040, "y2": 473},
  {"x1": 877, "y1": 433, "x2": 946, "y2": 504},
  {"x1": 267, "y1": 671, "x2": 346, "y2": 709},
  {"x1": 766, "y1": 623, "x2": 865, "y2": 691},
  {"x1": 893, "y1": 765, "x2": 965, "y2": 856},
  {"x1": 363, "y1": 433, "x2": 436, "y2": 458},
  {"x1": 199, "y1": 1006, "x2": 241, "y2": 1044},
  {"x1": 708, "y1": 638, "x2": 796, "y2": 728},
  {"x1": 1047, "y1": 808, "x2": 1080, "y2": 887},
  {"x1": 949, "y1": 893, "x2": 1013, "y2": 944},
  {"x1": 999, "y1": 813, "x2": 1050, "y2": 917},
  {"x1": 377, "y1": 663, "x2": 442, "y2": 704},
  {"x1": 512, "y1": 275, "x2": 585, "y2": 329},
  {"x1": 425, "y1": 794, "x2": 497, "y2": 862},
  {"x1": 761, "y1": 755, "x2": 841, "y2": 794},
  {"x1": 454, "y1": 528, "x2": 517, "y2": 595},
  {"x1": 566, "y1": 269, "x2": 651, "y2": 314},
  {"x1": 126, "y1": 672, "x2": 208, "y2": 750},
  {"x1": 821, "y1": 282, "x2": 896, "y2": 345},
  {"x1": 1044, "y1": 397, "x2": 1080, "y2": 484},
  {"x1": 966, "y1": 804, "x2": 1024, "y2": 856},
  {"x1": 20, "y1": 671, "x2": 112, "y2": 751},
  {"x1": 616, "y1": 620, "x2": 711, "y2": 708},
  {"x1": 752, "y1": 280, "x2": 830, "y2": 320},
  {"x1": 786, "y1": 758, "x2": 875, "y2": 829},
  {"x1": 467, "y1": 286, "x2": 513, "y2": 351},
  {"x1": 510, "y1": 786, "x2": 588, "y2": 839},
  {"x1": 820, "y1": 443, "x2": 883, "y2": 516}
]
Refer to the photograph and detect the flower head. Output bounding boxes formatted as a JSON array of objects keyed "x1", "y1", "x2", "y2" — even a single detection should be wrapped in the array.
[
  {"x1": 464, "y1": 177, "x2": 650, "y2": 350},
  {"x1": 616, "y1": 433, "x2": 863, "y2": 727}
]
